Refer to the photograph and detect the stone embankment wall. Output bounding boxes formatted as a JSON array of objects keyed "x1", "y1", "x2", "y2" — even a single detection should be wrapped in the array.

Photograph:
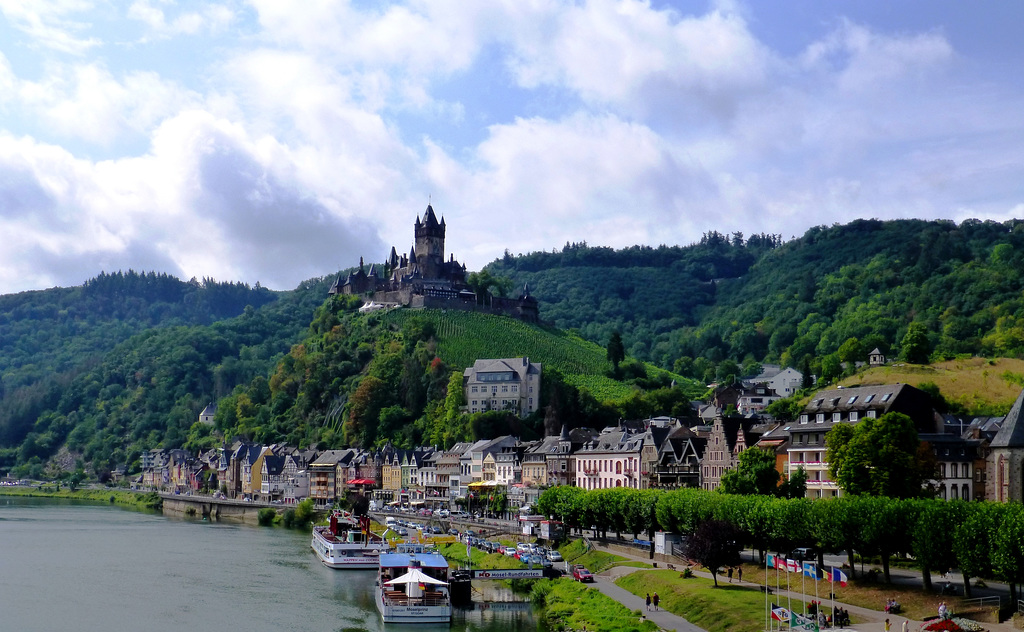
[{"x1": 160, "y1": 494, "x2": 278, "y2": 525}]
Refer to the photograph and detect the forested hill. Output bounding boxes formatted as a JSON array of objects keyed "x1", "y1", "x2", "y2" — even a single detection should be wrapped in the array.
[
  {"x1": 485, "y1": 218, "x2": 1024, "y2": 381},
  {"x1": 0, "y1": 271, "x2": 338, "y2": 475}
]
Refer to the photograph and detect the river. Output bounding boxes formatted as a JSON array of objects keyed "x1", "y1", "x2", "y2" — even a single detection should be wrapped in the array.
[{"x1": 0, "y1": 497, "x2": 540, "y2": 632}]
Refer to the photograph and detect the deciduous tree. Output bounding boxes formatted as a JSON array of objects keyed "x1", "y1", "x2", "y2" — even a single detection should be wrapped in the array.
[{"x1": 827, "y1": 412, "x2": 934, "y2": 499}]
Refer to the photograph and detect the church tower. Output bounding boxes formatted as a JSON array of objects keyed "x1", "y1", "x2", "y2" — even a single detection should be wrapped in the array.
[{"x1": 414, "y1": 204, "x2": 445, "y2": 279}]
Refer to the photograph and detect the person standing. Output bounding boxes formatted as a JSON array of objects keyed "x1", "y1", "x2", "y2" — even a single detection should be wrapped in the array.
[
  {"x1": 646, "y1": 594, "x2": 651, "y2": 611},
  {"x1": 902, "y1": 619, "x2": 909, "y2": 632},
  {"x1": 728, "y1": 567, "x2": 734, "y2": 582},
  {"x1": 653, "y1": 593, "x2": 660, "y2": 611},
  {"x1": 737, "y1": 566, "x2": 743, "y2": 582},
  {"x1": 885, "y1": 619, "x2": 891, "y2": 632}
]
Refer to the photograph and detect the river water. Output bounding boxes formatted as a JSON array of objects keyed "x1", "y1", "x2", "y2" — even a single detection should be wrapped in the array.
[{"x1": 0, "y1": 497, "x2": 540, "y2": 632}]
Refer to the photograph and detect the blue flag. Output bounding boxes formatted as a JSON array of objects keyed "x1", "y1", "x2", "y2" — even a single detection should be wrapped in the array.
[
  {"x1": 802, "y1": 561, "x2": 819, "y2": 579},
  {"x1": 767, "y1": 553, "x2": 777, "y2": 568}
]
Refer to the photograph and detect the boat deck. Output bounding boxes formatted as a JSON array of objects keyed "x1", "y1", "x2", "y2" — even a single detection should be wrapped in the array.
[{"x1": 381, "y1": 590, "x2": 449, "y2": 606}]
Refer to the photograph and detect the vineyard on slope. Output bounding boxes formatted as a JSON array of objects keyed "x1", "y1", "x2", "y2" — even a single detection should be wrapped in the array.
[{"x1": 381, "y1": 309, "x2": 693, "y2": 402}]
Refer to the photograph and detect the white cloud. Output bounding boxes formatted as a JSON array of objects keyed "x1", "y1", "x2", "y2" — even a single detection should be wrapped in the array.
[
  {"x1": 127, "y1": 1, "x2": 235, "y2": 39},
  {"x1": 505, "y1": 0, "x2": 771, "y2": 118},
  {"x1": 0, "y1": 0, "x2": 101, "y2": 55},
  {"x1": 0, "y1": 0, "x2": 1022, "y2": 296},
  {"x1": 800, "y1": 19, "x2": 954, "y2": 94},
  {"x1": 13, "y1": 63, "x2": 201, "y2": 144},
  {"x1": 0, "y1": 112, "x2": 385, "y2": 292},
  {"x1": 424, "y1": 112, "x2": 720, "y2": 266}
]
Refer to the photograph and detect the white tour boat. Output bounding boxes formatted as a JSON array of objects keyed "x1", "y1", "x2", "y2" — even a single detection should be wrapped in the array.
[
  {"x1": 311, "y1": 511, "x2": 388, "y2": 570},
  {"x1": 376, "y1": 545, "x2": 452, "y2": 624}
]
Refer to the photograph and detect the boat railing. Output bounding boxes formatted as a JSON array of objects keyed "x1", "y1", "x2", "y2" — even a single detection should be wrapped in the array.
[{"x1": 381, "y1": 590, "x2": 450, "y2": 607}]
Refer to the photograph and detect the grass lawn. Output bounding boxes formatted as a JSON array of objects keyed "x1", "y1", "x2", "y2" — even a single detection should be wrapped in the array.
[
  {"x1": 737, "y1": 561, "x2": 984, "y2": 622},
  {"x1": 0, "y1": 485, "x2": 162, "y2": 510},
  {"x1": 532, "y1": 578, "x2": 657, "y2": 632},
  {"x1": 617, "y1": 569, "x2": 779, "y2": 632}
]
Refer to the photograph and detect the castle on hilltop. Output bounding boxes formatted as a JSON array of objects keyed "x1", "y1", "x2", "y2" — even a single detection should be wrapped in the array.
[{"x1": 329, "y1": 204, "x2": 539, "y2": 322}]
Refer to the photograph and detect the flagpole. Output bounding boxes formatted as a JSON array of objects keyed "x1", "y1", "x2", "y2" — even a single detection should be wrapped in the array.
[
  {"x1": 787, "y1": 558, "x2": 792, "y2": 630},
  {"x1": 776, "y1": 559, "x2": 781, "y2": 630},
  {"x1": 765, "y1": 553, "x2": 770, "y2": 632},
  {"x1": 801, "y1": 562, "x2": 807, "y2": 616},
  {"x1": 814, "y1": 564, "x2": 819, "y2": 627},
  {"x1": 830, "y1": 566, "x2": 836, "y2": 628}
]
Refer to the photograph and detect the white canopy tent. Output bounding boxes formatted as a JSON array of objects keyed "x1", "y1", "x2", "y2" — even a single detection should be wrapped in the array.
[{"x1": 384, "y1": 567, "x2": 448, "y2": 587}]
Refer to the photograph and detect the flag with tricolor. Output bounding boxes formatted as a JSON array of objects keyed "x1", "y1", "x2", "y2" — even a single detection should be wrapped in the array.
[
  {"x1": 829, "y1": 567, "x2": 848, "y2": 587},
  {"x1": 771, "y1": 604, "x2": 790, "y2": 621}
]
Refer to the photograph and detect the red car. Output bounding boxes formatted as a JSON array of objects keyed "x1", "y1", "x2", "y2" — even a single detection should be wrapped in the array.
[{"x1": 572, "y1": 565, "x2": 594, "y2": 583}]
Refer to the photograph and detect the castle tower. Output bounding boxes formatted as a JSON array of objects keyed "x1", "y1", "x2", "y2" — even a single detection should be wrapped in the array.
[{"x1": 414, "y1": 204, "x2": 445, "y2": 279}]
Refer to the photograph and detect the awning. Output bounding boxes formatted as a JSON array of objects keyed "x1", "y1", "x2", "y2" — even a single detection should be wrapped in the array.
[
  {"x1": 347, "y1": 478, "x2": 376, "y2": 485},
  {"x1": 467, "y1": 481, "x2": 497, "y2": 489},
  {"x1": 385, "y1": 567, "x2": 448, "y2": 586}
]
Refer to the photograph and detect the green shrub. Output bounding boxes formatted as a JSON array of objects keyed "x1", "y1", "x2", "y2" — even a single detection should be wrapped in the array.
[
  {"x1": 257, "y1": 508, "x2": 277, "y2": 526},
  {"x1": 282, "y1": 508, "x2": 296, "y2": 528}
]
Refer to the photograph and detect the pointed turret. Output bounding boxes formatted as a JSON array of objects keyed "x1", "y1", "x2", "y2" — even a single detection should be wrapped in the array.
[
  {"x1": 409, "y1": 246, "x2": 417, "y2": 264},
  {"x1": 389, "y1": 246, "x2": 399, "y2": 269},
  {"x1": 423, "y1": 204, "x2": 440, "y2": 227}
]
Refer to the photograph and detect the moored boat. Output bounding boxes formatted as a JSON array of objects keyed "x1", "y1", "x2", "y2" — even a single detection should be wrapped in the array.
[
  {"x1": 311, "y1": 511, "x2": 388, "y2": 570},
  {"x1": 376, "y1": 546, "x2": 452, "y2": 624}
]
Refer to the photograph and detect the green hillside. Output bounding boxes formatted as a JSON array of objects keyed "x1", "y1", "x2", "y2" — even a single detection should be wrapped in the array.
[
  {"x1": 486, "y1": 219, "x2": 1024, "y2": 384},
  {"x1": 381, "y1": 309, "x2": 700, "y2": 402}
]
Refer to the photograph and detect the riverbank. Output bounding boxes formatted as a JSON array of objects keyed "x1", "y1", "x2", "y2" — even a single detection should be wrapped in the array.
[{"x1": 0, "y1": 485, "x2": 162, "y2": 510}]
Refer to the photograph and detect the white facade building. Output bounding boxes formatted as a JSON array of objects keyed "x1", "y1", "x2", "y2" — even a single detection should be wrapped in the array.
[{"x1": 464, "y1": 358, "x2": 542, "y2": 416}]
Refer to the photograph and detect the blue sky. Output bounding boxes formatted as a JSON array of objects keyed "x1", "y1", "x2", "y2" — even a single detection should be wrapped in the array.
[{"x1": 1, "y1": 0, "x2": 1022, "y2": 295}]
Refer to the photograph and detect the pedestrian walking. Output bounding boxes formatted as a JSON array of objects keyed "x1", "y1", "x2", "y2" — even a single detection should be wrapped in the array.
[
  {"x1": 902, "y1": 620, "x2": 908, "y2": 632},
  {"x1": 653, "y1": 593, "x2": 660, "y2": 611},
  {"x1": 646, "y1": 593, "x2": 651, "y2": 611},
  {"x1": 737, "y1": 566, "x2": 743, "y2": 582},
  {"x1": 885, "y1": 619, "x2": 891, "y2": 632},
  {"x1": 728, "y1": 567, "x2": 734, "y2": 582}
]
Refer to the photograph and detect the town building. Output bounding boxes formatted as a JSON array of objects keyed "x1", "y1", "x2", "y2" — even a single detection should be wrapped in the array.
[
  {"x1": 789, "y1": 383, "x2": 939, "y2": 498},
  {"x1": 463, "y1": 357, "x2": 542, "y2": 417},
  {"x1": 988, "y1": 388, "x2": 1024, "y2": 502},
  {"x1": 700, "y1": 415, "x2": 767, "y2": 491}
]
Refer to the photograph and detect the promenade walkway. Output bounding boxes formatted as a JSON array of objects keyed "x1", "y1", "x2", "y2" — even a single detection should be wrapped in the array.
[{"x1": 588, "y1": 543, "x2": 1018, "y2": 632}]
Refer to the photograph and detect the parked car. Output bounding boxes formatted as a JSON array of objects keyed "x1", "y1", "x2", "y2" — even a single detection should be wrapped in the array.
[
  {"x1": 572, "y1": 566, "x2": 594, "y2": 582},
  {"x1": 547, "y1": 550, "x2": 563, "y2": 562},
  {"x1": 532, "y1": 554, "x2": 552, "y2": 568},
  {"x1": 504, "y1": 547, "x2": 517, "y2": 557},
  {"x1": 789, "y1": 547, "x2": 814, "y2": 561}
]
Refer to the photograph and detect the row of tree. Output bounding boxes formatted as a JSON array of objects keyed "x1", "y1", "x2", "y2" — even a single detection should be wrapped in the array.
[{"x1": 537, "y1": 486, "x2": 1024, "y2": 599}]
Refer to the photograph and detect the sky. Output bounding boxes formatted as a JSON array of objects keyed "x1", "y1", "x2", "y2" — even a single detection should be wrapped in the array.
[{"x1": 1, "y1": 0, "x2": 1023, "y2": 295}]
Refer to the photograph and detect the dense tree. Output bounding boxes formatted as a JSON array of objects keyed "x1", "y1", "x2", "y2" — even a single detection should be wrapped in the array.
[
  {"x1": 720, "y1": 448, "x2": 780, "y2": 496},
  {"x1": 607, "y1": 331, "x2": 626, "y2": 373},
  {"x1": 901, "y1": 322, "x2": 932, "y2": 364},
  {"x1": 827, "y1": 412, "x2": 935, "y2": 499}
]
